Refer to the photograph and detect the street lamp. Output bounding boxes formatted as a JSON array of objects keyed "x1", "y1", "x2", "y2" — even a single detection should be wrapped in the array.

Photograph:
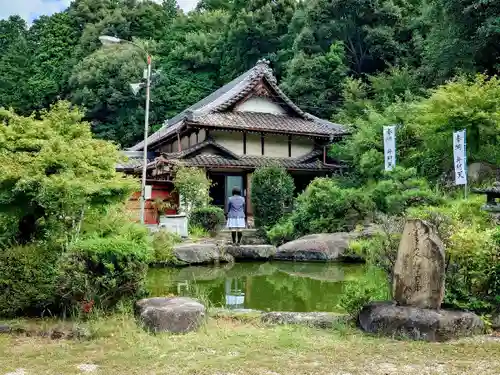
[{"x1": 99, "y1": 35, "x2": 152, "y2": 225}]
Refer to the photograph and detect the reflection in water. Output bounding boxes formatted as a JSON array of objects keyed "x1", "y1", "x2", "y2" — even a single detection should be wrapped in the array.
[
  {"x1": 225, "y1": 278, "x2": 245, "y2": 309},
  {"x1": 146, "y1": 262, "x2": 388, "y2": 313}
]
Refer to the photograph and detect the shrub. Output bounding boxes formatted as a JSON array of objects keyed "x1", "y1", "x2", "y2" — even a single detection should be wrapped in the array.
[
  {"x1": 292, "y1": 178, "x2": 374, "y2": 235},
  {"x1": 190, "y1": 206, "x2": 226, "y2": 235},
  {"x1": 0, "y1": 244, "x2": 60, "y2": 318},
  {"x1": 79, "y1": 204, "x2": 150, "y2": 242},
  {"x1": 174, "y1": 166, "x2": 212, "y2": 213},
  {"x1": 57, "y1": 235, "x2": 152, "y2": 314},
  {"x1": 151, "y1": 230, "x2": 182, "y2": 264},
  {"x1": 266, "y1": 216, "x2": 296, "y2": 246},
  {"x1": 339, "y1": 267, "x2": 391, "y2": 318},
  {"x1": 370, "y1": 167, "x2": 443, "y2": 214},
  {"x1": 251, "y1": 166, "x2": 294, "y2": 230},
  {"x1": 347, "y1": 214, "x2": 404, "y2": 280}
]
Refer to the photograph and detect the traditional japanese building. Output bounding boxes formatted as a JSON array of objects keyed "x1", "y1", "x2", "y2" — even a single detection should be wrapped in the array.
[{"x1": 117, "y1": 59, "x2": 348, "y2": 224}]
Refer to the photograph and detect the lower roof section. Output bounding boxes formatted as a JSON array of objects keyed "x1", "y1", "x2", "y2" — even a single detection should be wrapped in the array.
[{"x1": 170, "y1": 154, "x2": 340, "y2": 171}]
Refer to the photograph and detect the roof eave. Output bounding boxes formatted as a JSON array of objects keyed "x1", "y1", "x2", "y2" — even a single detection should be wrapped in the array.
[{"x1": 186, "y1": 121, "x2": 345, "y2": 138}]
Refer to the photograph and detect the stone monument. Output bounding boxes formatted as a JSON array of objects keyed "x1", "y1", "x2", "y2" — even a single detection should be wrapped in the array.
[
  {"x1": 392, "y1": 219, "x2": 445, "y2": 309},
  {"x1": 358, "y1": 219, "x2": 484, "y2": 341}
]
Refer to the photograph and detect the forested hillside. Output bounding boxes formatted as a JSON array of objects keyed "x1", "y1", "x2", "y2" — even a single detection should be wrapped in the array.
[{"x1": 0, "y1": 0, "x2": 499, "y2": 149}]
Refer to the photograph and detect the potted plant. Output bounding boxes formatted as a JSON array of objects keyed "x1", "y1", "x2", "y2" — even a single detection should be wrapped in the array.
[{"x1": 151, "y1": 196, "x2": 178, "y2": 224}]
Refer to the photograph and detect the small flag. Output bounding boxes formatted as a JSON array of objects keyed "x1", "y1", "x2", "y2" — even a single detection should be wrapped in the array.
[
  {"x1": 453, "y1": 130, "x2": 467, "y2": 186},
  {"x1": 383, "y1": 125, "x2": 397, "y2": 171}
]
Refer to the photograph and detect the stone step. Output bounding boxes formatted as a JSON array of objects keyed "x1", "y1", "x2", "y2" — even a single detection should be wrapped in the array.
[{"x1": 216, "y1": 229, "x2": 267, "y2": 245}]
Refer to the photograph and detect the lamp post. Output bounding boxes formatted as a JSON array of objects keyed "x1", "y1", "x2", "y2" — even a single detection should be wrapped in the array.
[{"x1": 99, "y1": 35, "x2": 152, "y2": 225}]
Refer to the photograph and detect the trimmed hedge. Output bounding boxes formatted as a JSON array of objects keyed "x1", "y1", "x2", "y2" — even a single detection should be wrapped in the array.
[
  {"x1": 57, "y1": 235, "x2": 152, "y2": 314},
  {"x1": 251, "y1": 166, "x2": 294, "y2": 230},
  {"x1": 0, "y1": 244, "x2": 60, "y2": 318}
]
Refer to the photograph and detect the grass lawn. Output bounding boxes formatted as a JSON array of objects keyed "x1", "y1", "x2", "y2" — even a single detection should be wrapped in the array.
[{"x1": 1, "y1": 314, "x2": 499, "y2": 375}]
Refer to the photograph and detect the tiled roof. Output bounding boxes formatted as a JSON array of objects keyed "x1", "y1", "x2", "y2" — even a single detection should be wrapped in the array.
[
  {"x1": 129, "y1": 59, "x2": 347, "y2": 151},
  {"x1": 162, "y1": 138, "x2": 240, "y2": 160},
  {"x1": 116, "y1": 157, "x2": 153, "y2": 172},
  {"x1": 122, "y1": 139, "x2": 343, "y2": 173},
  {"x1": 190, "y1": 112, "x2": 344, "y2": 136},
  {"x1": 176, "y1": 154, "x2": 340, "y2": 171}
]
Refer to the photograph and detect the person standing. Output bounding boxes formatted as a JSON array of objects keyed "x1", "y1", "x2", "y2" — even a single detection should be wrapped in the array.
[{"x1": 226, "y1": 187, "x2": 246, "y2": 244}]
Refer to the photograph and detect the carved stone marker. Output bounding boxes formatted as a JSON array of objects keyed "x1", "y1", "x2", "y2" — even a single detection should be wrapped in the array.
[{"x1": 393, "y1": 219, "x2": 445, "y2": 309}]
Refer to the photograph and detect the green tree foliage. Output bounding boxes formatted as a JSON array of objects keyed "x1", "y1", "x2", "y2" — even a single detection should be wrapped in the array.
[
  {"x1": 0, "y1": 0, "x2": 498, "y2": 155},
  {"x1": 331, "y1": 103, "x2": 420, "y2": 182},
  {"x1": 153, "y1": 10, "x2": 227, "y2": 122},
  {"x1": 68, "y1": 44, "x2": 150, "y2": 146},
  {"x1": 251, "y1": 166, "x2": 294, "y2": 230},
  {"x1": 219, "y1": 0, "x2": 297, "y2": 80},
  {"x1": 411, "y1": 74, "x2": 500, "y2": 177},
  {"x1": 174, "y1": 166, "x2": 212, "y2": 213},
  {"x1": 0, "y1": 102, "x2": 137, "y2": 245},
  {"x1": 281, "y1": 42, "x2": 348, "y2": 118},
  {"x1": 420, "y1": 0, "x2": 500, "y2": 83},
  {"x1": 333, "y1": 73, "x2": 500, "y2": 183},
  {"x1": 370, "y1": 167, "x2": 443, "y2": 214},
  {"x1": 286, "y1": 0, "x2": 417, "y2": 76},
  {"x1": 0, "y1": 16, "x2": 33, "y2": 114},
  {"x1": 27, "y1": 13, "x2": 80, "y2": 111},
  {"x1": 197, "y1": 0, "x2": 234, "y2": 11}
]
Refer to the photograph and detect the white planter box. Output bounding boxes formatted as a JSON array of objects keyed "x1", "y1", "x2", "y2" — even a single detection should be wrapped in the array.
[{"x1": 159, "y1": 214, "x2": 189, "y2": 238}]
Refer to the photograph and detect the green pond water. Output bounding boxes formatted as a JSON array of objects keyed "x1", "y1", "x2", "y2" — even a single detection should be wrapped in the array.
[{"x1": 147, "y1": 262, "x2": 387, "y2": 313}]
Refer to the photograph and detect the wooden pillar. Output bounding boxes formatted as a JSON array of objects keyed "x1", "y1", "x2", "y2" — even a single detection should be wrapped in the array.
[{"x1": 246, "y1": 172, "x2": 253, "y2": 216}]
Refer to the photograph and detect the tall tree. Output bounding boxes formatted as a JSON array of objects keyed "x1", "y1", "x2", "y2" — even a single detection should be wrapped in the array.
[
  {"x1": 0, "y1": 101, "x2": 136, "y2": 243},
  {"x1": 219, "y1": 0, "x2": 297, "y2": 81},
  {"x1": 69, "y1": 45, "x2": 149, "y2": 146},
  {"x1": 420, "y1": 0, "x2": 500, "y2": 83},
  {"x1": 281, "y1": 42, "x2": 348, "y2": 118},
  {"x1": 0, "y1": 16, "x2": 33, "y2": 114},
  {"x1": 27, "y1": 13, "x2": 80, "y2": 111},
  {"x1": 289, "y1": 0, "x2": 416, "y2": 76},
  {"x1": 196, "y1": 0, "x2": 234, "y2": 11}
]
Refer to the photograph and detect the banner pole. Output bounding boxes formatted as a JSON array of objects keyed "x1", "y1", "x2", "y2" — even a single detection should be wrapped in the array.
[{"x1": 464, "y1": 129, "x2": 468, "y2": 200}]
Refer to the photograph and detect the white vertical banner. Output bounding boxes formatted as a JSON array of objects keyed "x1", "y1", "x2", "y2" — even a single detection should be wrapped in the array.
[
  {"x1": 383, "y1": 125, "x2": 397, "y2": 171},
  {"x1": 144, "y1": 185, "x2": 152, "y2": 200},
  {"x1": 453, "y1": 129, "x2": 467, "y2": 186}
]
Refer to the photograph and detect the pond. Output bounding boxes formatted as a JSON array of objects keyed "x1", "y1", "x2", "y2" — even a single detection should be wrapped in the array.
[{"x1": 147, "y1": 262, "x2": 388, "y2": 313}]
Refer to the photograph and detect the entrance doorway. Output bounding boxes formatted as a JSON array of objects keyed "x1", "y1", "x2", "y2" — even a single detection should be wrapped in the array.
[
  {"x1": 225, "y1": 175, "x2": 244, "y2": 209},
  {"x1": 209, "y1": 173, "x2": 246, "y2": 215}
]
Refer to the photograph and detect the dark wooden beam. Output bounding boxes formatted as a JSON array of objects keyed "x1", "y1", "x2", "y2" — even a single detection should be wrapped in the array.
[{"x1": 261, "y1": 132, "x2": 264, "y2": 156}]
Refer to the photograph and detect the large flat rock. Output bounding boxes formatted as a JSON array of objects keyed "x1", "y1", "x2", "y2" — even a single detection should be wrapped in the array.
[
  {"x1": 358, "y1": 302, "x2": 484, "y2": 342},
  {"x1": 225, "y1": 245, "x2": 277, "y2": 261},
  {"x1": 173, "y1": 242, "x2": 234, "y2": 265},
  {"x1": 136, "y1": 297, "x2": 206, "y2": 334},
  {"x1": 261, "y1": 311, "x2": 350, "y2": 328},
  {"x1": 275, "y1": 233, "x2": 357, "y2": 262}
]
